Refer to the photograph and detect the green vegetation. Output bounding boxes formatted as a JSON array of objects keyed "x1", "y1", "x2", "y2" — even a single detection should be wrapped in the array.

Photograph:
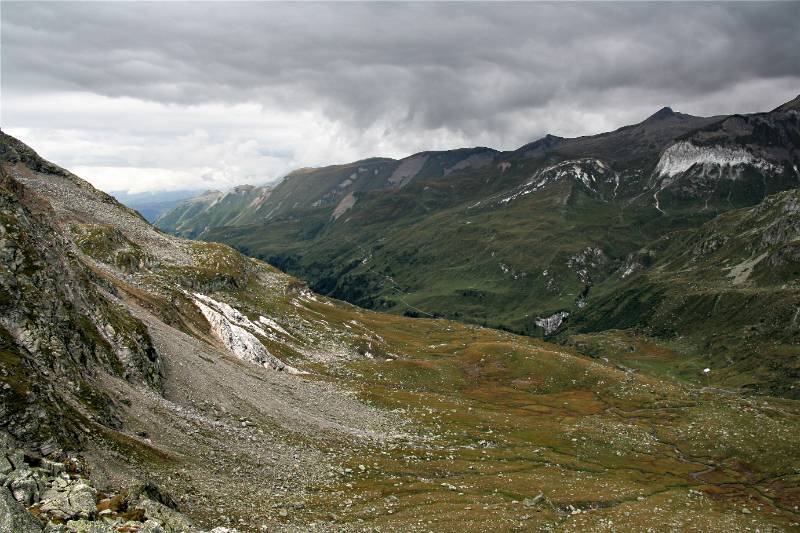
[{"x1": 153, "y1": 100, "x2": 800, "y2": 397}]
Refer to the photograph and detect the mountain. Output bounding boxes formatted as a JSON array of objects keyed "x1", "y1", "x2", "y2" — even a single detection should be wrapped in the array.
[
  {"x1": 155, "y1": 185, "x2": 274, "y2": 238},
  {"x1": 155, "y1": 96, "x2": 800, "y2": 396},
  {"x1": 110, "y1": 189, "x2": 204, "y2": 223},
  {"x1": 4, "y1": 130, "x2": 800, "y2": 531}
]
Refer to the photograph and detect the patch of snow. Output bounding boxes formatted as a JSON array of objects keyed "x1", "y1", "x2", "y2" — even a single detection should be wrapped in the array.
[
  {"x1": 535, "y1": 311, "x2": 569, "y2": 334},
  {"x1": 193, "y1": 293, "x2": 268, "y2": 336},
  {"x1": 192, "y1": 293, "x2": 302, "y2": 373},
  {"x1": 497, "y1": 158, "x2": 613, "y2": 205},
  {"x1": 654, "y1": 141, "x2": 777, "y2": 177}
]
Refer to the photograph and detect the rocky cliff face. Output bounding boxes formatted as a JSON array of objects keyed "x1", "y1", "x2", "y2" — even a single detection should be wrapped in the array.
[{"x1": 0, "y1": 164, "x2": 162, "y2": 450}]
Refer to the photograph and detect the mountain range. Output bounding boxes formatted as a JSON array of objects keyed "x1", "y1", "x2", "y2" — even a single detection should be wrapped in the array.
[
  {"x1": 155, "y1": 95, "x2": 800, "y2": 397},
  {"x1": 110, "y1": 190, "x2": 204, "y2": 223},
  {"x1": 2, "y1": 102, "x2": 800, "y2": 531}
]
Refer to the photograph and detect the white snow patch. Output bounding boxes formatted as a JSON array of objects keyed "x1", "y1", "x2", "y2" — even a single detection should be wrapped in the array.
[
  {"x1": 498, "y1": 158, "x2": 613, "y2": 205},
  {"x1": 192, "y1": 293, "x2": 302, "y2": 373},
  {"x1": 535, "y1": 311, "x2": 569, "y2": 335},
  {"x1": 654, "y1": 141, "x2": 776, "y2": 177},
  {"x1": 193, "y1": 293, "x2": 267, "y2": 336}
]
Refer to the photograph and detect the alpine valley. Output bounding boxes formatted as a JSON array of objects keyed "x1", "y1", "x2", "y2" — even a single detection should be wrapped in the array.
[
  {"x1": 158, "y1": 96, "x2": 800, "y2": 398},
  {"x1": 0, "y1": 97, "x2": 799, "y2": 533}
]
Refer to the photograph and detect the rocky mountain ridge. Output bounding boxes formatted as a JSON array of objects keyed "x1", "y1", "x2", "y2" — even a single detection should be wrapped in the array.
[
  {"x1": 152, "y1": 96, "x2": 800, "y2": 396},
  {"x1": 156, "y1": 96, "x2": 799, "y2": 239}
]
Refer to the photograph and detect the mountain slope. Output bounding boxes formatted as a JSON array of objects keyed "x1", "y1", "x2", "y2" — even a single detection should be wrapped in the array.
[
  {"x1": 5, "y1": 132, "x2": 800, "y2": 531},
  {"x1": 561, "y1": 188, "x2": 800, "y2": 395},
  {"x1": 155, "y1": 185, "x2": 273, "y2": 238},
  {"x1": 154, "y1": 97, "x2": 800, "y2": 395}
]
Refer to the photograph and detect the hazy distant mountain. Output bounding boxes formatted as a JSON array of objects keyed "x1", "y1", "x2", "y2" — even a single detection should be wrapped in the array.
[{"x1": 110, "y1": 189, "x2": 204, "y2": 222}]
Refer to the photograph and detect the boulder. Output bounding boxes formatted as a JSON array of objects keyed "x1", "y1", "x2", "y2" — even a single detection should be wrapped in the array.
[
  {"x1": 59, "y1": 520, "x2": 122, "y2": 532},
  {"x1": 135, "y1": 498, "x2": 195, "y2": 533},
  {"x1": 522, "y1": 492, "x2": 544, "y2": 508},
  {"x1": 0, "y1": 454, "x2": 11, "y2": 477},
  {"x1": 6, "y1": 467, "x2": 41, "y2": 505},
  {"x1": 0, "y1": 485, "x2": 43, "y2": 533},
  {"x1": 140, "y1": 520, "x2": 167, "y2": 533},
  {"x1": 123, "y1": 481, "x2": 177, "y2": 510},
  {"x1": 39, "y1": 459, "x2": 66, "y2": 477},
  {"x1": 39, "y1": 478, "x2": 97, "y2": 520}
]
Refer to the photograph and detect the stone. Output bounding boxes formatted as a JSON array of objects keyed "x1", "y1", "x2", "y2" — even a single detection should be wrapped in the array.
[
  {"x1": 522, "y1": 493, "x2": 544, "y2": 508},
  {"x1": 136, "y1": 498, "x2": 195, "y2": 532},
  {"x1": 40, "y1": 459, "x2": 66, "y2": 476},
  {"x1": 140, "y1": 520, "x2": 167, "y2": 533},
  {"x1": 62, "y1": 520, "x2": 121, "y2": 533},
  {"x1": 0, "y1": 454, "x2": 11, "y2": 476},
  {"x1": 8, "y1": 449, "x2": 26, "y2": 470},
  {"x1": 39, "y1": 479, "x2": 97, "y2": 520},
  {"x1": 6, "y1": 468, "x2": 41, "y2": 505},
  {"x1": 39, "y1": 440, "x2": 58, "y2": 457},
  {"x1": 0, "y1": 486, "x2": 43, "y2": 533},
  {"x1": 124, "y1": 481, "x2": 178, "y2": 510}
]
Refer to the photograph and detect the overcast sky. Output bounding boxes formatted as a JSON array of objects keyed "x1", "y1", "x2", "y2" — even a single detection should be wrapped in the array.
[{"x1": 2, "y1": 2, "x2": 799, "y2": 194}]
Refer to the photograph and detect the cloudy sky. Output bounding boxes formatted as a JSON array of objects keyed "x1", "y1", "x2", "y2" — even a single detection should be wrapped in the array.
[{"x1": 2, "y1": 2, "x2": 799, "y2": 194}]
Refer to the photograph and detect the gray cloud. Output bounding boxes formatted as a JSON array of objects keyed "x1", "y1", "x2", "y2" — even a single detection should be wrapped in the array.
[{"x1": 2, "y1": 2, "x2": 799, "y2": 192}]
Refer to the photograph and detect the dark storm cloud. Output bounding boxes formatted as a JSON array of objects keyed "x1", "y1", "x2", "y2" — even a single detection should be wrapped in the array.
[
  {"x1": 5, "y1": 2, "x2": 799, "y2": 130},
  {"x1": 2, "y1": 2, "x2": 799, "y2": 192}
]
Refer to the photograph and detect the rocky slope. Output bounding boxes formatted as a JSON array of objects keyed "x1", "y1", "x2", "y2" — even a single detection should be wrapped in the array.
[{"x1": 4, "y1": 130, "x2": 800, "y2": 531}]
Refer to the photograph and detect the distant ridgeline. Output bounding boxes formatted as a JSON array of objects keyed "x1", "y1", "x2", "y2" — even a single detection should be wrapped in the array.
[{"x1": 157, "y1": 96, "x2": 800, "y2": 396}]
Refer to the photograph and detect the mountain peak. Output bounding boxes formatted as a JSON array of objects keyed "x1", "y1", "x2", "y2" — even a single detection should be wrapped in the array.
[
  {"x1": 516, "y1": 133, "x2": 565, "y2": 156},
  {"x1": 772, "y1": 94, "x2": 800, "y2": 113},
  {"x1": 645, "y1": 106, "x2": 677, "y2": 121}
]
